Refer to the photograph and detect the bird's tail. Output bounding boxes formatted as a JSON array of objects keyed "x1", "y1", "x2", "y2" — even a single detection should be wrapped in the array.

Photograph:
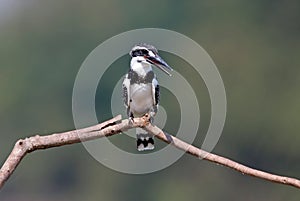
[{"x1": 136, "y1": 127, "x2": 154, "y2": 151}]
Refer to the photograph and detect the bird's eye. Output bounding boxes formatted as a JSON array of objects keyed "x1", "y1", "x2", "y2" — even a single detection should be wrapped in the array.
[
  {"x1": 131, "y1": 49, "x2": 148, "y2": 57},
  {"x1": 141, "y1": 49, "x2": 148, "y2": 55}
]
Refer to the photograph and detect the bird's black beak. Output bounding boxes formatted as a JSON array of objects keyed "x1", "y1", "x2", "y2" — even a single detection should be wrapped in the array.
[{"x1": 145, "y1": 54, "x2": 173, "y2": 76}]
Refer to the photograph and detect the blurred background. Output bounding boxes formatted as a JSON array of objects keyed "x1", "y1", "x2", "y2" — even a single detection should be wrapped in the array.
[{"x1": 1, "y1": 0, "x2": 300, "y2": 200}]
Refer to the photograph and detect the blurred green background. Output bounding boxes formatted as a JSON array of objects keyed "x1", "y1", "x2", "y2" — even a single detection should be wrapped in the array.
[{"x1": 1, "y1": 0, "x2": 300, "y2": 200}]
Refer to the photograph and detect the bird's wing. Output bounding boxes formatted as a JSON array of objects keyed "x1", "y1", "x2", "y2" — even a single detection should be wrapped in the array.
[
  {"x1": 122, "y1": 74, "x2": 130, "y2": 107},
  {"x1": 152, "y1": 77, "x2": 159, "y2": 106}
]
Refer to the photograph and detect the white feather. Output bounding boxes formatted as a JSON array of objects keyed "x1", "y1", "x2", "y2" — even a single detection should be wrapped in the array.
[{"x1": 130, "y1": 57, "x2": 152, "y2": 77}]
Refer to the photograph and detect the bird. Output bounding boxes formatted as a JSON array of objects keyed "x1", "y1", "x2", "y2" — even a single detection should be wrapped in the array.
[{"x1": 122, "y1": 43, "x2": 173, "y2": 151}]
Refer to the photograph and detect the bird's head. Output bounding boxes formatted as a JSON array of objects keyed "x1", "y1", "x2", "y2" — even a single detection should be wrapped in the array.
[{"x1": 129, "y1": 44, "x2": 173, "y2": 76}]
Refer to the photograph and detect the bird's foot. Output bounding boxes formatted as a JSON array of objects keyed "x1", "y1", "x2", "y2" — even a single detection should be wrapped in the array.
[{"x1": 142, "y1": 113, "x2": 152, "y2": 123}]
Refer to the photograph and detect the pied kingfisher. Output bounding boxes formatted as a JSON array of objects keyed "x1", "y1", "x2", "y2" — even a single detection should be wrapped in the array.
[{"x1": 122, "y1": 44, "x2": 173, "y2": 151}]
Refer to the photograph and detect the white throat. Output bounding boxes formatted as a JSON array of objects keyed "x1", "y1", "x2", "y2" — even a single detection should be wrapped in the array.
[{"x1": 130, "y1": 57, "x2": 153, "y2": 77}]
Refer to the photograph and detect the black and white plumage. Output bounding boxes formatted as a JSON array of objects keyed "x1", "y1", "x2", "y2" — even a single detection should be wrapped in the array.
[{"x1": 122, "y1": 44, "x2": 173, "y2": 151}]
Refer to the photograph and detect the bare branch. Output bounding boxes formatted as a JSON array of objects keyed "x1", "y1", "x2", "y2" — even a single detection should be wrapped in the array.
[
  {"x1": 1, "y1": 115, "x2": 300, "y2": 190},
  {"x1": 143, "y1": 123, "x2": 300, "y2": 189}
]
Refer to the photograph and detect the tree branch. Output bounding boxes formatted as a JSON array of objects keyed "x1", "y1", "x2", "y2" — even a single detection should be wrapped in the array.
[{"x1": 1, "y1": 115, "x2": 300, "y2": 190}]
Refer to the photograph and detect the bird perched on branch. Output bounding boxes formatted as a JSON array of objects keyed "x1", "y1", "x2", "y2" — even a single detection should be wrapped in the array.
[{"x1": 122, "y1": 44, "x2": 173, "y2": 151}]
